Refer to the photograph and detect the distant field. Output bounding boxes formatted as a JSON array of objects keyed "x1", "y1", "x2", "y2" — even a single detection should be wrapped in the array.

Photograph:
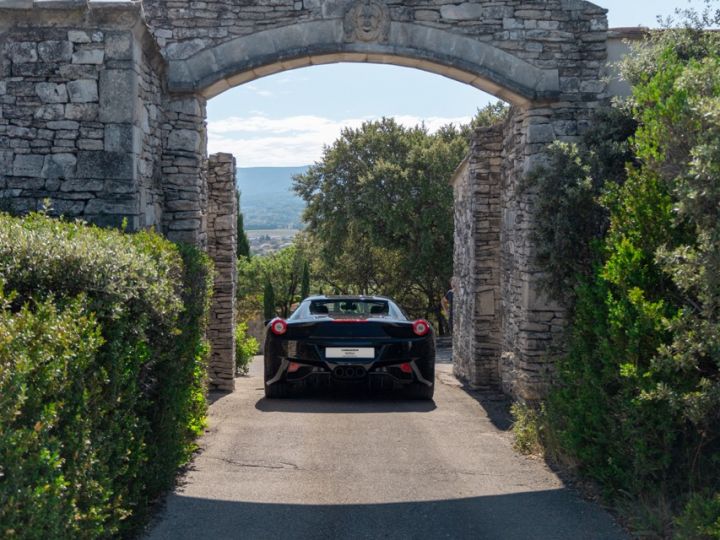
[{"x1": 246, "y1": 229, "x2": 300, "y2": 239}]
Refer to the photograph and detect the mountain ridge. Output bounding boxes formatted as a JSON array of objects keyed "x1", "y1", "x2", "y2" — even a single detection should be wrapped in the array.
[{"x1": 236, "y1": 166, "x2": 310, "y2": 230}]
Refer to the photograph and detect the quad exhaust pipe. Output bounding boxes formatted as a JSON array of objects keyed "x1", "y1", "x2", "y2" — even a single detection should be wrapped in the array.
[{"x1": 333, "y1": 366, "x2": 367, "y2": 379}]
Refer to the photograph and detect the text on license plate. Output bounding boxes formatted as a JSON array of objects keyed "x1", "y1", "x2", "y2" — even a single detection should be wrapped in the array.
[{"x1": 326, "y1": 347, "x2": 374, "y2": 359}]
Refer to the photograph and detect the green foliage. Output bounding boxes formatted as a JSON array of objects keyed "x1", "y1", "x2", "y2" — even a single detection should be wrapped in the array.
[
  {"x1": 0, "y1": 213, "x2": 212, "y2": 537},
  {"x1": 675, "y1": 492, "x2": 720, "y2": 539},
  {"x1": 531, "y1": 13, "x2": 720, "y2": 536},
  {"x1": 300, "y1": 260, "x2": 310, "y2": 300},
  {"x1": 510, "y1": 403, "x2": 543, "y2": 456},
  {"x1": 525, "y1": 107, "x2": 636, "y2": 306},
  {"x1": 293, "y1": 116, "x2": 471, "y2": 325},
  {"x1": 263, "y1": 280, "x2": 276, "y2": 320},
  {"x1": 235, "y1": 322, "x2": 259, "y2": 376},
  {"x1": 238, "y1": 244, "x2": 309, "y2": 320}
]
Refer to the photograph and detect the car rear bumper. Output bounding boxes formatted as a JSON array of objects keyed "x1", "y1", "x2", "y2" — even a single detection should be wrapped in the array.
[{"x1": 266, "y1": 357, "x2": 433, "y2": 388}]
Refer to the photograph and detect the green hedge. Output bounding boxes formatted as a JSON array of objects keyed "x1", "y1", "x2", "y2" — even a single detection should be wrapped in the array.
[
  {"x1": 0, "y1": 213, "x2": 213, "y2": 538},
  {"x1": 524, "y1": 18, "x2": 720, "y2": 537}
]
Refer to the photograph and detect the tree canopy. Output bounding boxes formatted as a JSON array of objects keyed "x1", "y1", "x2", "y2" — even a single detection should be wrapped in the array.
[{"x1": 292, "y1": 108, "x2": 506, "y2": 328}]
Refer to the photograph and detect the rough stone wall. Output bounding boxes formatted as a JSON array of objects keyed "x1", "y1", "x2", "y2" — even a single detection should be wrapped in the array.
[
  {"x1": 450, "y1": 157, "x2": 475, "y2": 383},
  {"x1": 0, "y1": 0, "x2": 619, "y2": 400},
  {"x1": 160, "y1": 95, "x2": 208, "y2": 246},
  {"x1": 206, "y1": 152, "x2": 237, "y2": 391},
  {"x1": 498, "y1": 106, "x2": 568, "y2": 401},
  {"x1": 0, "y1": 4, "x2": 164, "y2": 229},
  {"x1": 145, "y1": 0, "x2": 608, "y2": 69},
  {"x1": 145, "y1": 0, "x2": 609, "y2": 107},
  {"x1": 451, "y1": 123, "x2": 503, "y2": 389},
  {"x1": 468, "y1": 122, "x2": 503, "y2": 388}
]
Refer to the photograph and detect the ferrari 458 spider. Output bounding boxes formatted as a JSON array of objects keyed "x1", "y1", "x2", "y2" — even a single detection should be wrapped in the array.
[{"x1": 264, "y1": 296, "x2": 435, "y2": 400}]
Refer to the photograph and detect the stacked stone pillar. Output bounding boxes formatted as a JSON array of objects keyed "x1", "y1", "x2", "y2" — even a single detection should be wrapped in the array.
[
  {"x1": 206, "y1": 153, "x2": 237, "y2": 391},
  {"x1": 161, "y1": 96, "x2": 208, "y2": 247},
  {"x1": 451, "y1": 123, "x2": 503, "y2": 388}
]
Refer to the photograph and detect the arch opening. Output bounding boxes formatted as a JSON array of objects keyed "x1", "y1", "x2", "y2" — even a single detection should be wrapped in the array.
[{"x1": 167, "y1": 20, "x2": 560, "y2": 105}]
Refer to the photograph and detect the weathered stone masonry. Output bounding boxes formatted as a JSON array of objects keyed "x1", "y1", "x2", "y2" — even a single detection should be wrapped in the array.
[
  {"x1": 207, "y1": 152, "x2": 237, "y2": 392},
  {"x1": 0, "y1": 4, "x2": 165, "y2": 229},
  {"x1": 0, "y1": 0, "x2": 634, "y2": 398}
]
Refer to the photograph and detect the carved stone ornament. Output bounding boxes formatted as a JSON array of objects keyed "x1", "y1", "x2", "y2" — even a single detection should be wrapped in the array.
[{"x1": 343, "y1": 0, "x2": 391, "y2": 43}]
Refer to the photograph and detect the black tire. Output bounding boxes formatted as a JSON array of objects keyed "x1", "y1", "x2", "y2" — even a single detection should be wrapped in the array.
[
  {"x1": 264, "y1": 335, "x2": 290, "y2": 399},
  {"x1": 406, "y1": 382, "x2": 434, "y2": 400},
  {"x1": 264, "y1": 380, "x2": 290, "y2": 398},
  {"x1": 407, "y1": 342, "x2": 435, "y2": 400}
]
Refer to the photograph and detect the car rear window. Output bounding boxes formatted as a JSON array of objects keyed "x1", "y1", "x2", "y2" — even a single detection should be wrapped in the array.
[{"x1": 309, "y1": 299, "x2": 389, "y2": 317}]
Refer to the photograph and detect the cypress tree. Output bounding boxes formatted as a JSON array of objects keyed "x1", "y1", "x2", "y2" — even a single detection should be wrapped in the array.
[
  {"x1": 236, "y1": 191, "x2": 251, "y2": 258},
  {"x1": 300, "y1": 261, "x2": 310, "y2": 300}
]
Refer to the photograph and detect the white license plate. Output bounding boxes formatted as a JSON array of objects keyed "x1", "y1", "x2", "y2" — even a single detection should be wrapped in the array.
[{"x1": 326, "y1": 347, "x2": 374, "y2": 359}]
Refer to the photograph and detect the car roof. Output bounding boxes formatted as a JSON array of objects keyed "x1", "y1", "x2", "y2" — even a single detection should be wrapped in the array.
[{"x1": 304, "y1": 295, "x2": 393, "y2": 302}]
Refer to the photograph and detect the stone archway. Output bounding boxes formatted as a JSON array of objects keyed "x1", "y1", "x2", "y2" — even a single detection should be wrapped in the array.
[{"x1": 0, "y1": 0, "x2": 614, "y2": 398}]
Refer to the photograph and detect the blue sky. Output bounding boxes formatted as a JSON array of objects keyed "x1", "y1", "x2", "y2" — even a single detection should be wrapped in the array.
[{"x1": 207, "y1": 0, "x2": 698, "y2": 167}]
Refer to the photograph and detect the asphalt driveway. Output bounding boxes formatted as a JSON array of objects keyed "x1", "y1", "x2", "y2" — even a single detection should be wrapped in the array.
[{"x1": 145, "y1": 355, "x2": 626, "y2": 540}]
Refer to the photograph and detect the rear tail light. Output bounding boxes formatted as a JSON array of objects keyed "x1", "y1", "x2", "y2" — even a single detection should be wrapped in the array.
[
  {"x1": 288, "y1": 362, "x2": 301, "y2": 373},
  {"x1": 270, "y1": 318, "x2": 287, "y2": 335},
  {"x1": 412, "y1": 319, "x2": 430, "y2": 336},
  {"x1": 400, "y1": 362, "x2": 413, "y2": 374}
]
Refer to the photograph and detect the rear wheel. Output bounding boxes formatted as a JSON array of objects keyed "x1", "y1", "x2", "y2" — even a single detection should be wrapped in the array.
[
  {"x1": 407, "y1": 348, "x2": 435, "y2": 400},
  {"x1": 406, "y1": 382, "x2": 434, "y2": 400},
  {"x1": 264, "y1": 379, "x2": 290, "y2": 398},
  {"x1": 264, "y1": 337, "x2": 290, "y2": 399}
]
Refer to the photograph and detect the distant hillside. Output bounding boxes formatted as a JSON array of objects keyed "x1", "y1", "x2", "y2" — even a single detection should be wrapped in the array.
[{"x1": 236, "y1": 166, "x2": 309, "y2": 230}]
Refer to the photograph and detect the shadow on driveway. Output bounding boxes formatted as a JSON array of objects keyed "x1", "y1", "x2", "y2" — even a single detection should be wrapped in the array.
[
  {"x1": 255, "y1": 394, "x2": 437, "y2": 414},
  {"x1": 147, "y1": 490, "x2": 627, "y2": 539}
]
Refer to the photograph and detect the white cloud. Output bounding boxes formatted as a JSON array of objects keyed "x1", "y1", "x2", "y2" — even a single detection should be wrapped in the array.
[
  {"x1": 243, "y1": 84, "x2": 274, "y2": 97},
  {"x1": 207, "y1": 113, "x2": 472, "y2": 167}
]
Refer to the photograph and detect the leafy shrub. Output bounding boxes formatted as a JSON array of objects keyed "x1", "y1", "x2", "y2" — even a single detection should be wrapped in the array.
[
  {"x1": 235, "y1": 322, "x2": 258, "y2": 375},
  {"x1": 0, "y1": 213, "x2": 213, "y2": 537},
  {"x1": 510, "y1": 403, "x2": 543, "y2": 455},
  {"x1": 675, "y1": 493, "x2": 720, "y2": 539},
  {"x1": 525, "y1": 107, "x2": 636, "y2": 307},
  {"x1": 529, "y1": 14, "x2": 720, "y2": 536}
]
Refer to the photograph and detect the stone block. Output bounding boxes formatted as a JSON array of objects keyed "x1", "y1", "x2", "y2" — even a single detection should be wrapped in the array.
[
  {"x1": 99, "y1": 70, "x2": 136, "y2": 123},
  {"x1": 12, "y1": 154, "x2": 44, "y2": 177},
  {"x1": 72, "y1": 49, "x2": 105, "y2": 65},
  {"x1": 68, "y1": 31, "x2": 91, "y2": 43},
  {"x1": 415, "y1": 9, "x2": 439, "y2": 22},
  {"x1": 0, "y1": 150, "x2": 14, "y2": 170},
  {"x1": 76, "y1": 151, "x2": 134, "y2": 180},
  {"x1": 65, "y1": 103, "x2": 99, "y2": 120},
  {"x1": 440, "y1": 3, "x2": 484, "y2": 20},
  {"x1": 104, "y1": 123, "x2": 137, "y2": 153},
  {"x1": 84, "y1": 198, "x2": 137, "y2": 215},
  {"x1": 46, "y1": 120, "x2": 79, "y2": 130},
  {"x1": 36, "y1": 82, "x2": 68, "y2": 103},
  {"x1": 59, "y1": 178, "x2": 104, "y2": 192},
  {"x1": 579, "y1": 80, "x2": 605, "y2": 94},
  {"x1": 0, "y1": 0, "x2": 33, "y2": 7},
  {"x1": 8, "y1": 42, "x2": 37, "y2": 63},
  {"x1": 67, "y1": 79, "x2": 98, "y2": 103},
  {"x1": 42, "y1": 153, "x2": 77, "y2": 178},
  {"x1": 167, "y1": 129, "x2": 202, "y2": 152},
  {"x1": 164, "y1": 97, "x2": 202, "y2": 116},
  {"x1": 38, "y1": 41, "x2": 73, "y2": 63},
  {"x1": 526, "y1": 123, "x2": 555, "y2": 144},
  {"x1": 105, "y1": 32, "x2": 133, "y2": 60}
]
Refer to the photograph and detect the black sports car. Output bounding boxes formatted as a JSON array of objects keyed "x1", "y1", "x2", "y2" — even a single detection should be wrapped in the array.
[{"x1": 263, "y1": 296, "x2": 435, "y2": 400}]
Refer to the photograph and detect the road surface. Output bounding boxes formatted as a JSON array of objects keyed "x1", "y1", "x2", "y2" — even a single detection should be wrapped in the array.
[{"x1": 146, "y1": 354, "x2": 626, "y2": 540}]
